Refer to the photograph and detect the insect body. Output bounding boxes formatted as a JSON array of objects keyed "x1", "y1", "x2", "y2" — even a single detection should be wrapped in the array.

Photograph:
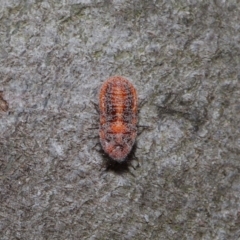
[
  {"x1": 99, "y1": 76, "x2": 138, "y2": 162},
  {"x1": 0, "y1": 92, "x2": 8, "y2": 112}
]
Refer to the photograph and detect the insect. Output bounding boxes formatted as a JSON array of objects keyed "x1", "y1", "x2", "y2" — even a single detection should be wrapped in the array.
[
  {"x1": 99, "y1": 76, "x2": 138, "y2": 162},
  {"x1": 0, "y1": 92, "x2": 8, "y2": 112}
]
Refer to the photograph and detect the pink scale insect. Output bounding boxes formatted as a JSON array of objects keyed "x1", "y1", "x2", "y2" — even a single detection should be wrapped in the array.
[{"x1": 98, "y1": 76, "x2": 138, "y2": 162}]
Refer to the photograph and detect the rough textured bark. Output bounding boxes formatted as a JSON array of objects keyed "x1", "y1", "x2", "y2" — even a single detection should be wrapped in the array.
[{"x1": 0, "y1": 0, "x2": 239, "y2": 239}]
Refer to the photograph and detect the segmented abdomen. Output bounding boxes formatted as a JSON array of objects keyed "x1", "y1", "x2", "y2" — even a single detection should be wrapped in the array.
[{"x1": 100, "y1": 77, "x2": 137, "y2": 126}]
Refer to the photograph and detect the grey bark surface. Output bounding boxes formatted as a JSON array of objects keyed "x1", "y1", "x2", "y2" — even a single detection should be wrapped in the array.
[{"x1": 0, "y1": 0, "x2": 240, "y2": 239}]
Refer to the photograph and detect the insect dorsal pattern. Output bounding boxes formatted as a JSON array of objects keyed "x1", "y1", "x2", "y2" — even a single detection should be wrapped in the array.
[{"x1": 99, "y1": 76, "x2": 138, "y2": 162}]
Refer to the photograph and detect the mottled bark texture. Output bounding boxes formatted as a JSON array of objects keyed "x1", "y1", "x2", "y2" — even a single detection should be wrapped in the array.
[{"x1": 0, "y1": 0, "x2": 240, "y2": 239}]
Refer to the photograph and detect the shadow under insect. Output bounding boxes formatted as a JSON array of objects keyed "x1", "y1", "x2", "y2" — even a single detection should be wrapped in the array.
[{"x1": 102, "y1": 143, "x2": 137, "y2": 173}]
